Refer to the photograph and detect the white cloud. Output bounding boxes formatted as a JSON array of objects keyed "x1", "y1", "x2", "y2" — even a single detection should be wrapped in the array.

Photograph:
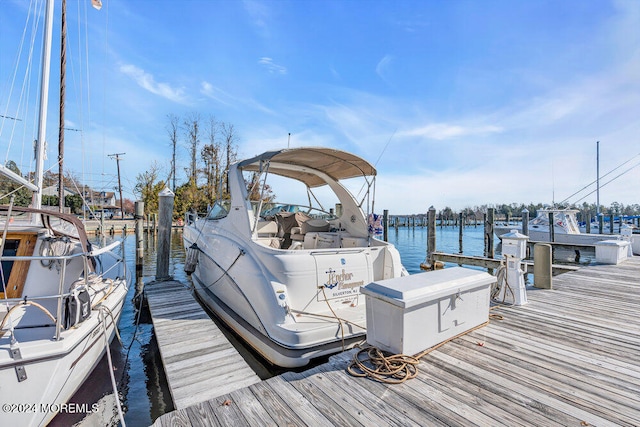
[
  {"x1": 258, "y1": 57, "x2": 287, "y2": 75},
  {"x1": 376, "y1": 55, "x2": 393, "y2": 81},
  {"x1": 119, "y1": 64, "x2": 188, "y2": 104},
  {"x1": 200, "y1": 81, "x2": 276, "y2": 115},
  {"x1": 399, "y1": 123, "x2": 503, "y2": 140}
]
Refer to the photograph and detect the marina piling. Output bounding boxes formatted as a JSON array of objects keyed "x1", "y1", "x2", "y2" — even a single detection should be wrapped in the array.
[
  {"x1": 383, "y1": 209, "x2": 388, "y2": 242},
  {"x1": 135, "y1": 201, "x2": 144, "y2": 273},
  {"x1": 426, "y1": 206, "x2": 436, "y2": 269},
  {"x1": 458, "y1": 212, "x2": 463, "y2": 253},
  {"x1": 155, "y1": 188, "x2": 174, "y2": 281},
  {"x1": 484, "y1": 208, "x2": 495, "y2": 258},
  {"x1": 533, "y1": 243, "x2": 553, "y2": 289}
]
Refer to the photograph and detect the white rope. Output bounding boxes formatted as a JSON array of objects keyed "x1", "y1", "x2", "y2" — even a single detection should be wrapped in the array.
[{"x1": 99, "y1": 306, "x2": 126, "y2": 426}]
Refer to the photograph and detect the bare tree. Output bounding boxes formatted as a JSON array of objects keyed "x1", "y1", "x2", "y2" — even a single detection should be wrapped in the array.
[
  {"x1": 183, "y1": 112, "x2": 201, "y2": 184},
  {"x1": 167, "y1": 114, "x2": 180, "y2": 192},
  {"x1": 221, "y1": 122, "x2": 238, "y2": 197},
  {"x1": 134, "y1": 161, "x2": 165, "y2": 215},
  {"x1": 201, "y1": 115, "x2": 220, "y2": 201}
]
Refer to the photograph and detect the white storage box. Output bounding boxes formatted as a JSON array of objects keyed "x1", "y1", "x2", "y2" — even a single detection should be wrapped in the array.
[
  {"x1": 595, "y1": 240, "x2": 631, "y2": 264},
  {"x1": 361, "y1": 267, "x2": 494, "y2": 356}
]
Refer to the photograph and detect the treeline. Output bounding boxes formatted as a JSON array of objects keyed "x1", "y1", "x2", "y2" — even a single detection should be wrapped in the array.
[
  {"x1": 134, "y1": 113, "x2": 246, "y2": 218},
  {"x1": 433, "y1": 201, "x2": 640, "y2": 223}
]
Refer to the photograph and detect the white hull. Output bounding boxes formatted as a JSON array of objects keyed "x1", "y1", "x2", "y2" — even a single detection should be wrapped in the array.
[
  {"x1": 0, "y1": 208, "x2": 130, "y2": 426},
  {"x1": 495, "y1": 209, "x2": 622, "y2": 245},
  {"x1": 184, "y1": 230, "x2": 402, "y2": 367},
  {"x1": 183, "y1": 148, "x2": 407, "y2": 367},
  {"x1": 495, "y1": 224, "x2": 619, "y2": 245},
  {"x1": 0, "y1": 286, "x2": 126, "y2": 426}
]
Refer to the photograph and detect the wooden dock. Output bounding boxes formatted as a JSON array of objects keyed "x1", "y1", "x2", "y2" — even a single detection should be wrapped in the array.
[
  {"x1": 145, "y1": 280, "x2": 261, "y2": 409},
  {"x1": 151, "y1": 257, "x2": 640, "y2": 426}
]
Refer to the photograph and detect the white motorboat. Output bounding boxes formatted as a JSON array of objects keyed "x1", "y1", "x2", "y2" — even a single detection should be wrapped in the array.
[
  {"x1": 183, "y1": 147, "x2": 408, "y2": 367},
  {"x1": 0, "y1": 2, "x2": 129, "y2": 424},
  {"x1": 494, "y1": 208, "x2": 621, "y2": 245}
]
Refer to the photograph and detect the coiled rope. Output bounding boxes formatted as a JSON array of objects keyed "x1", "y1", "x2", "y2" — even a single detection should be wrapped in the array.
[{"x1": 347, "y1": 320, "x2": 491, "y2": 384}]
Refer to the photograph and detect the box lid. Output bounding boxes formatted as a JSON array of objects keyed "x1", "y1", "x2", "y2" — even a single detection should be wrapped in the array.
[
  {"x1": 361, "y1": 267, "x2": 495, "y2": 308},
  {"x1": 596, "y1": 240, "x2": 630, "y2": 247}
]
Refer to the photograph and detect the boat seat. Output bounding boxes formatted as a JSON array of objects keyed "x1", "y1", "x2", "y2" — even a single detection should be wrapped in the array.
[
  {"x1": 301, "y1": 219, "x2": 330, "y2": 234},
  {"x1": 290, "y1": 226, "x2": 304, "y2": 242},
  {"x1": 256, "y1": 220, "x2": 279, "y2": 237},
  {"x1": 256, "y1": 221, "x2": 281, "y2": 248}
]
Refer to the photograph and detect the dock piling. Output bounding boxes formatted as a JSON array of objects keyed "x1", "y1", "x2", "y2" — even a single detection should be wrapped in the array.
[
  {"x1": 135, "y1": 201, "x2": 144, "y2": 273},
  {"x1": 156, "y1": 188, "x2": 175, "y2": 281},
  {"x1": 533, "y1": 243, "x2": 553, "y2": 289}
]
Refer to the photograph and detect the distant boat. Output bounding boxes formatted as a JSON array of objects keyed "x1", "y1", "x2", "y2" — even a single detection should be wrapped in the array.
[
  {"x1": 182, "y1": 147, "x2": 408, "y2": 368},
  {"x1": 494, "y1": 208, "x2": 621, "y2": 245}
]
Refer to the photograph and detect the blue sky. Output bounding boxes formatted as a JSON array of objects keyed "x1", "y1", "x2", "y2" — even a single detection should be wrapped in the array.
[{"x1": 1, "y1": 0, "x2": 639, "y2": 213}]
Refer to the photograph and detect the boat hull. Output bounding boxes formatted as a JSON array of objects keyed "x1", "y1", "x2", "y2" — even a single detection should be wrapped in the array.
[
  {"x1": 0, "y1": 285, "x2": 126, "y2": 426},
  {"x1": 184, "y1": 227, "x2": 402, "y2": 368},
  {"x1": 495, "y1": 224, "x2": 620, "y2": 245}
]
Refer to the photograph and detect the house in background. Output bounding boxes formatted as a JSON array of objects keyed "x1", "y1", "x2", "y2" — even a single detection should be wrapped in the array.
[{"x1": 39, "y1": 185, "x2": 119, "y2": 216}]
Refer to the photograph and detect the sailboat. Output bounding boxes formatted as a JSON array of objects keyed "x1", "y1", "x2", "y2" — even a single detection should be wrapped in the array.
[{"x1": 0, "y1": 1, "x2": 129, "y2": 426}]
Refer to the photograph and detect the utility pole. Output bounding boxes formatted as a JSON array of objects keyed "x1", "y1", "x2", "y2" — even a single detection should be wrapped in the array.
[{"x1": 109, "y1": 153, "x2": 125, "y2": 218}]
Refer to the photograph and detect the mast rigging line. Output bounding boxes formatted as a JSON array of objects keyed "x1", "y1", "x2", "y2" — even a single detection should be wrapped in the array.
[
  {"x1": 559, "y1": 151, "x2": 640, "y2": 205},
  {"x1": 572, "y1": 159, "x2": 640, "y2": 204}
]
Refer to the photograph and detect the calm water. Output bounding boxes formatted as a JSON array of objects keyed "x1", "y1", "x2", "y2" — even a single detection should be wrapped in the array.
[{"x1": 50, "y1": 225, "x2": 594, "y2": 426}]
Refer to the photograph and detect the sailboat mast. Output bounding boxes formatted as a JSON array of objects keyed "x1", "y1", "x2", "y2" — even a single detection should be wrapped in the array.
[
  {"x1": 596, "y1": 140, "x2": 600, "y2": 216},
  {"x1": 33, "y1": 0, "x2": 55, "y2": 210},
  {"x1": 58, "y1": 0, "x2": 67, "y2": 213}
]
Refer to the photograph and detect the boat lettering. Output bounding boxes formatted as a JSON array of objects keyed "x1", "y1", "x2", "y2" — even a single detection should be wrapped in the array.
[{"x1": 324, "y1": 268, "x2": 354, "y2": 289}]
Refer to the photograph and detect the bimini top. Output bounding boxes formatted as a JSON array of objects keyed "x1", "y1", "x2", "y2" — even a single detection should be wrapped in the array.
[{"x1": 237, "y1": 147, "x2": 377, "y2": 188}]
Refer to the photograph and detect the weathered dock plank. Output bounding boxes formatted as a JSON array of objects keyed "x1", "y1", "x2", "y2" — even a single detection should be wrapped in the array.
[
  {"x1": 152, "y1": 256, "x2": 640, "y2": 426},
  {"x1": 145, "y1": 280, "x2": 261, "y2": 410}
]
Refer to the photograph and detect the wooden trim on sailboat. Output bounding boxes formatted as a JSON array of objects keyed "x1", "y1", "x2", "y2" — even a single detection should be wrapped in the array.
[{"x1": 0, "y1": 232, "x2": 37, "y2": 299}]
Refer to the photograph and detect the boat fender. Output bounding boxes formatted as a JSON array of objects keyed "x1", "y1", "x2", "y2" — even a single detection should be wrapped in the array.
[
  {"x1": 184, "y1": 243, "x2": 199, "y2": 275},
  {"x1": 64, "y1": 288, "x2": 91, "y2": 329}
]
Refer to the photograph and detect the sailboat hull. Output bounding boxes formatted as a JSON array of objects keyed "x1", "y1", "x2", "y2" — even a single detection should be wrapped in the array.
[{"x1": 0, "y1": 285, "x2": 126, "y2": 426}]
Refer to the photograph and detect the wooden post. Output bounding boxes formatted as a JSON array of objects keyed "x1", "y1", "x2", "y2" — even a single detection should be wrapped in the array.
[
  {"x1": 156, "y1": 187, "x2": 175, "y2": 281},
  {"x1": 135, "y1": 201, "x2": 144, "y2": 274},
  {"x1": 521, "y1": 208, "x2": 529, "y2": 236},
  {"x1": 586, "y1": 212, "x2": 591, "y2": 234},
  {"x1": 609, "y1": 214, "x2": 614, "y2": 234},
  {"x1": 533, "y1": 243, "x2": 552, "y2": 289},
  {"x1": 458, "y1": 212, "x2": 463, "y2": 254},
  {"x1": 383, "y1": 209, "x2": 389, "y2": 242},
  {"x1": 427, "y1": 206, "x2": 436, "y2": 268},
  {"x1": 485, "y1": 208, "x2": 495, "y2": 258},
  {"x1": 548, "y1": 211, "x2": 555, "y2": 242},
  {"x1": 599, "y1": 215, "x2": 604, "y2": 234}
]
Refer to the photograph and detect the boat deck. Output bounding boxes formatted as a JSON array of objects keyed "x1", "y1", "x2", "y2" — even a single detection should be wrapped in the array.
[
  {"x1": 145, "y1": 280, "x2": 261, "y2": 410},
  {"x1": 151, "y1": 257, "x2": 640, "y2": 426}
]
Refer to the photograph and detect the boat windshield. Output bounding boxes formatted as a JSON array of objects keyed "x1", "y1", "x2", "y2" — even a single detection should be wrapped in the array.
[
  {"x1": 206, "y1": 200, "x2": 231, "y2": 220},
  {"x1": 257, "y1": 203, "x2": 338, "y2": 220}
]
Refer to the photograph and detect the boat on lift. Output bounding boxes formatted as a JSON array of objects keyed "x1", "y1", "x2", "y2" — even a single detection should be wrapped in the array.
[{"x1": 182, "y1": 147, "x2": 408, "y2": 368}]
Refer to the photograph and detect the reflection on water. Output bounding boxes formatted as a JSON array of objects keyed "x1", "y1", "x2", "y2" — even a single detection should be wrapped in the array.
[{"x1": 50, "y1": 225, "x2": 594, "y2": 426}]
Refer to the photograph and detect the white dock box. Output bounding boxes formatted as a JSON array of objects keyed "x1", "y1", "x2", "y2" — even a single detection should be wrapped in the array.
[
  {"x1": 595, "y1": 240, "x2": 630, "y2": 264},
  {"x1": 361, "y1": 267, "x2": 494, "y2": 356}
]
